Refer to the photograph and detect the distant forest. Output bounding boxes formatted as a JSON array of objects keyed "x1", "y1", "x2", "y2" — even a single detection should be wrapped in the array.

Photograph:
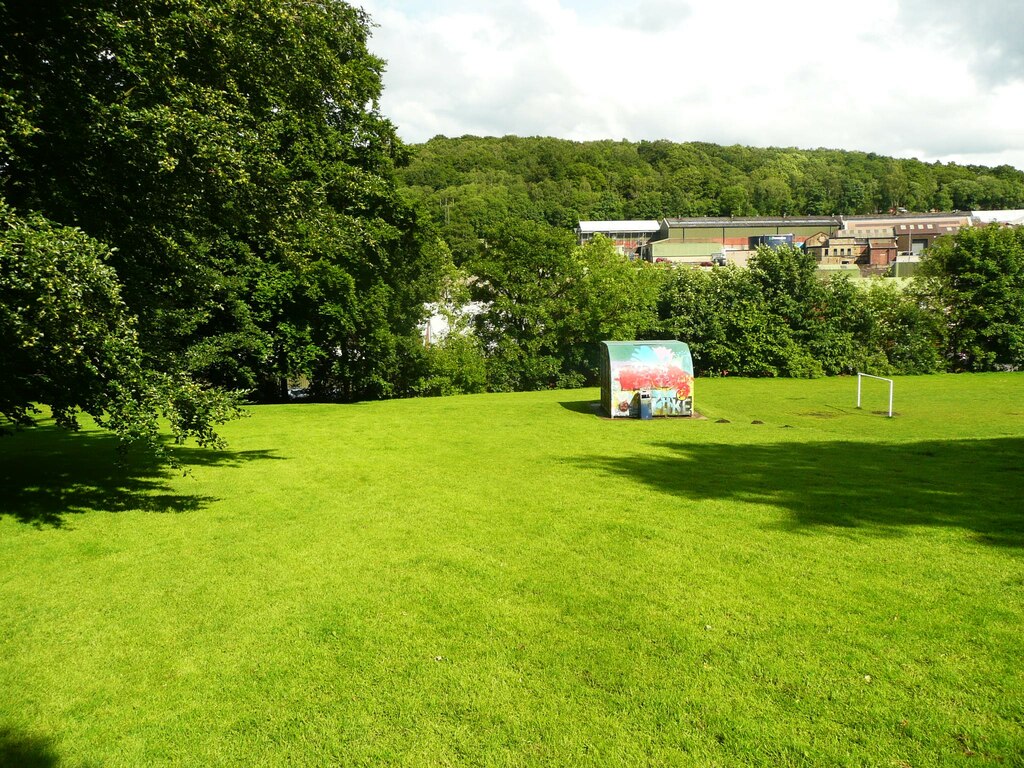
[{"x1": 397, "y1": 135, "x2": 1024, "y2": 258}]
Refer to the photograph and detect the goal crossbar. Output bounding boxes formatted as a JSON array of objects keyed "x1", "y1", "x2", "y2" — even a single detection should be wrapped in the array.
[{"x1": 856, "y1": 373, "x2": 894, "y2": 417}]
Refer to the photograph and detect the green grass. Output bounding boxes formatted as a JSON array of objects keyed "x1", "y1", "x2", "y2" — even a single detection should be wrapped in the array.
[{"x1": 1, "y1": 374, "x2": 1022, "y2": 766}]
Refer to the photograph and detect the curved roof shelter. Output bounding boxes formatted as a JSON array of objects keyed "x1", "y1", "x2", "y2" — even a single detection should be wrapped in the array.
[{"x1": 600, "y1": 341, "x2": 694, "y2": 418}]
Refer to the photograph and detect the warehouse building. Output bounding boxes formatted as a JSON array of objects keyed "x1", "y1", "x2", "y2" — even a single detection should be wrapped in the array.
[{"x1": 636, "y1": 216, "x2": 842, "y2": 265}]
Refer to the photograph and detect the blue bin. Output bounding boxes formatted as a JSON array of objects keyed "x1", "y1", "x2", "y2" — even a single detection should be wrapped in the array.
[{"x1": 638, "y1": 389, "x2": 652, "y2": 420}]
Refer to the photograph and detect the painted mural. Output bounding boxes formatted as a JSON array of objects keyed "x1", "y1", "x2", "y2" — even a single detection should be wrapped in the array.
[{"x1": 601, "y1": 341, "x2": 694, "y2": 418}]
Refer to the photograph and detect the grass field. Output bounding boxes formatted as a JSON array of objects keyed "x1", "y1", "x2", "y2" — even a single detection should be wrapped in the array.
[{"x1": 1, "y1": 374, "x2": 1022, "y2": 766}]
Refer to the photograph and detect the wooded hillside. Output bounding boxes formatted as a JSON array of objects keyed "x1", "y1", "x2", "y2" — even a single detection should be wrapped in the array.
[{"x1": 398, "y1": 135, "x2": 1024, "y2": 259}]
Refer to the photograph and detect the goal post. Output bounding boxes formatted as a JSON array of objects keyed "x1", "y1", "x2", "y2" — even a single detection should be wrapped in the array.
[{"x1": 856, "y1": 373, "x2": 894, "y2": 417}]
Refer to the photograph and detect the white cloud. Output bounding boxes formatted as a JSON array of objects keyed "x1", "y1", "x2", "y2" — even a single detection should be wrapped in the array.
[
  {"x1": 899, "y1": 0, "x2": 1024, "y2": 86},
  {"x1": 360, "y1": 0, "x2": 1024, "y2": 170}
]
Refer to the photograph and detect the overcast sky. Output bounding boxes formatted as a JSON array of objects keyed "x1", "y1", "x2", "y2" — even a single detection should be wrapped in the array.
[{"x1": 357, "y1": 0, "x2": 1024, "y2": 171}]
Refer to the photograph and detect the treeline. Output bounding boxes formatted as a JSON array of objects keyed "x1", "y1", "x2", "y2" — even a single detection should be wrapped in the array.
[
  {"x1": 398, "y1": 135, "x2": 1024, "y2": 260},
  {"x1": 416, "y1": 226, "x2": 1024, "y2": 393}
]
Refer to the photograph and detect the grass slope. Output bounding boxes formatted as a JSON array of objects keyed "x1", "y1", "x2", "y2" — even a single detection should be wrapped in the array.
[{"x1": 1, "y1": 374, "x2": 1022, "y2": 766}]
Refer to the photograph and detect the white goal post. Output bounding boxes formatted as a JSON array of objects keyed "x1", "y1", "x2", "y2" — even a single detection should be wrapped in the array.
[{"x1": 856, "y1": 373, "x2": 894, "y2": 417}]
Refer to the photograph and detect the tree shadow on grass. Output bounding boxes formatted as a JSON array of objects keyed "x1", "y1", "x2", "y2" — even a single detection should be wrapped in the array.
[
  {"x1": 576, "y1": 437, "x2": 1024, "y2": 549},
  {"x1": 0, "y1": 726, "x2": 60, "y2": 767},
  {"x1": 0, "y1": 425, "x2": 282, "y2": 528}
]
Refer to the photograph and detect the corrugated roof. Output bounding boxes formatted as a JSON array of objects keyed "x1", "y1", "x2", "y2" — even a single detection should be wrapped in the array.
[
  {"x1": 843, "y1": 212, "x2": 971, "y2": 223},
  {"x1": 578, "y1": 220, "x2": 660, "y2": 233},
  {"x1": 663, "y1": 216, "x2": 841, "y2": 228}
]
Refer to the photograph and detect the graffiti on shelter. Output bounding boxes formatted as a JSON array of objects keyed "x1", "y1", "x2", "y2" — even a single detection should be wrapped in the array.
[{"x1": 604, "y1": 343, "x2": 694, "y2": 418}]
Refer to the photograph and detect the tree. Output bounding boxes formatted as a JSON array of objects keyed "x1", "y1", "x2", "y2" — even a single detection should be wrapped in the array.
[
  {"x1": 0, "y1": 203, "x2": 243, "y2": 453},
  {"x1": 400, "y1": 241, "x2": 488, "y2": 398},
  {"x1": 658, "y1": 265, "x2": 808, "y2": 377},
  {"x1": 918, "y1": 226, "x2": 1024, "y2": 371},
  {"x1": 838, "y1": 178, "x2": 873, "y2": 214},
  {"x1": 747, "y1": 244, "x2": 822, "y2": 339},
  {"x1": 719, "y1": 184, "x2": 753, "y2": 216},
  {"x1": 945, "y1": 179, "x2": 985, "y2": 211},
  {"x1": 1, "y1": 0, "x2": 439, "y2": 401},
  {"x1": 412, "y1": 333, "x2": 488, "y2": 397},
  {"x1": 861, "y1": 280, "x2": 944, "y2": 375},
  {"x1": 469, "y1": 228, "x2": 659, "y2": 390},
  {"x1": 808, "y1": 274, "x2": 874, "y2": 375},
  {"x1": 752, "y1": 176, "x2": 794, "y2": 216},
  {"x1": 468, "y1": 222, "x2": 576, "y2": 391},
  {"x1": 880, "y1": 162, "x2": 909, "y2": 210},
  {"x1": 555, "y1": 235, "x2": 663, "y2": 381}
]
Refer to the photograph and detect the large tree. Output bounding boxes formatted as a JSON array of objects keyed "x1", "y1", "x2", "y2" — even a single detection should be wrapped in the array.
[
  {"x1": 1, "y1": 0, "x2": 439, "y2": 401},
  {"x1": 918, "y1": 225, "x2": 1024, "y2": 371},
  {"x1": 0, "y1": 203, "x2": 243, "y2": 452}
]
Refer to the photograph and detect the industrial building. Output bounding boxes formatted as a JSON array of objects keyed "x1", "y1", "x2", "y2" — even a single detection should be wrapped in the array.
[
  {"x1": 577, "y1": 210, "x2": 1001, "y2": 273},
  {"x1": 575, "y1": 220, "x2": 660, "y2": 255},
  {"x1": 635, "y1": 216, "x2": 842, "y2": 266},
  {"x1": 844, "y1": 212, "x2": 973, "y2": 256}
]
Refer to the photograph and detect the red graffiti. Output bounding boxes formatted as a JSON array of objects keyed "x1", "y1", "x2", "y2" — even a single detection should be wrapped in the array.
[{"x1": 617, "y1": 364, "x2": 693, "y2": 399}]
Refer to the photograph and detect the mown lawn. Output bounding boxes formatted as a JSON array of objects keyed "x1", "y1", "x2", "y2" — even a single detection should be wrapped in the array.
[{"x1": 1, "y1": 374, "x2": 1022, "y2": 766}]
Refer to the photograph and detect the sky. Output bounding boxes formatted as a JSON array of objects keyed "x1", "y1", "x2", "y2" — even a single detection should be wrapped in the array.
[{"x1": 356, "y1": 0, "x2": 1024, "y2": 171}]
